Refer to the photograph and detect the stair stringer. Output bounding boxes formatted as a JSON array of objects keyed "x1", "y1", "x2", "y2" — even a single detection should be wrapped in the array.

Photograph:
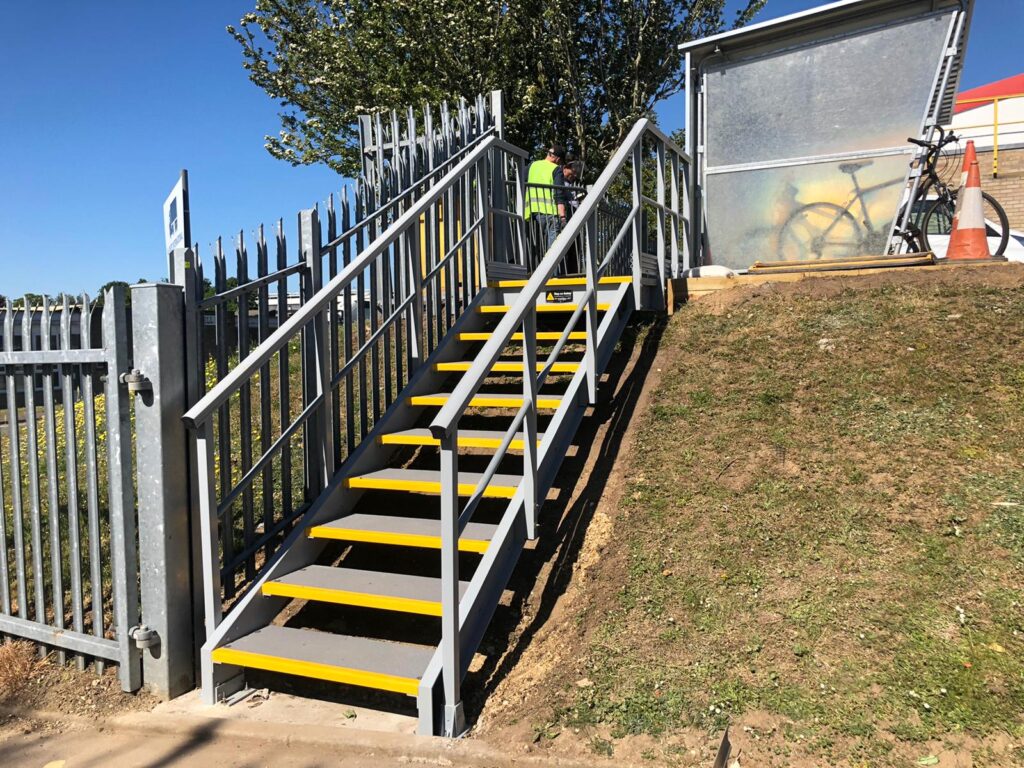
[
  {"x1": 199, "y1": 284, "x2": 502, "y2": 703},
  {"x1": 416, "y1": 281, "x2": 635, "y2": 734}
]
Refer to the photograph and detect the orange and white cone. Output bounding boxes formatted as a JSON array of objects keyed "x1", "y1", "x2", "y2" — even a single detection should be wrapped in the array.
[{"x1": 946, "y1": 142, "x2": 996, "y2": 261}]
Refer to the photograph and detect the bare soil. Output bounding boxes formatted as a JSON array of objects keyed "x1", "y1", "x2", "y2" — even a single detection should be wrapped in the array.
[{"x1": 474, "y1": 263, "x2": 1024, "y2": 767}]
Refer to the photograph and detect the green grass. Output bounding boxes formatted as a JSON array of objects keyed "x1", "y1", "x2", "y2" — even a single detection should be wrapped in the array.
[{"x1": 550, "y1": 273, "x2": 1024, "y2": 765}]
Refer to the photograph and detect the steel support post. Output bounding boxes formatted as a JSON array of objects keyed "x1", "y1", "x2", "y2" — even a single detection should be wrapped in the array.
[
  {"x1": 439, "y1": 432, "x2": 465, "y2": 737},
  {"x1": 521, "y1": 309, "x2": 539, "y2": 540},
  {"x1": 130, "y1": 282, "x2": 196, "y2": 698}
]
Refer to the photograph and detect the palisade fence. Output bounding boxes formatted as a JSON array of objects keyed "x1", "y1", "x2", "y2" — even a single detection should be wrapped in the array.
[
  {"x1": 175, "y1": 92, "x2": 511, "y2": 609},
  {"x1": 0, "y1": 289, "x2": 140, "y2": 690}
]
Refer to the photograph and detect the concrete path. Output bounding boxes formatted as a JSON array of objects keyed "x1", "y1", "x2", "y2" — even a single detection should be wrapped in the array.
[{"x1": 0, "y1": 692, "x2": 595, "y2": 768}]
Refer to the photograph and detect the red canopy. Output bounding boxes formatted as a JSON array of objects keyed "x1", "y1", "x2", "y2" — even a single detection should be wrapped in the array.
[{"x1": 955, "y1": 73, "x2": 1024, "y2": 114}]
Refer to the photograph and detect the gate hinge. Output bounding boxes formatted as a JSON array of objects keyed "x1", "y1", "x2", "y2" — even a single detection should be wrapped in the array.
[
  {"x1": 119, "y1": 369, "x2": 152, "y2": 393},
  {"x1": 128, "y1": 624, "x2": 160, "y2": 650}
]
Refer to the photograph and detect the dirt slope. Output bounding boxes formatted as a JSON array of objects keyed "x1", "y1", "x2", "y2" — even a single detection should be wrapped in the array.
[{"x1": 475, "y1": 263, "x2": 1024, "y2": 767}]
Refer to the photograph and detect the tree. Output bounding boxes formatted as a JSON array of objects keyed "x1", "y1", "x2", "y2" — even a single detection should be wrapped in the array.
[{"x1": 229, "y1": 0, "x2": 764, "y2": 177}]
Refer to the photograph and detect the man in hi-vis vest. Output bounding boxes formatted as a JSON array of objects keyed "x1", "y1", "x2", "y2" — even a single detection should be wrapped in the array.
[{"x1": 524, "y1": 144, "x2": 569, "y2": 254}]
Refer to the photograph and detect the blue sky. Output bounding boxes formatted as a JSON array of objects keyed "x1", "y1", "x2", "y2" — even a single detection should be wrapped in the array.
[{"x1": 1, "y1": 1, "x2": 1020, "y2": 297}]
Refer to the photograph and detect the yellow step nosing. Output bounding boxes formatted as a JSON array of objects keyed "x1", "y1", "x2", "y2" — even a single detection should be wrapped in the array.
[
  {"x1": 491, "y1": 276, "x2": 632, "y2": 288},
  {"x1": 435, "y1": 361, "x2": 579, "y2": 373},
  {"x1": 308, "y1": 526, "x2": 489, "y2": 554},
  {"x1": 458, "y1": 331, "x2": 587, "y2": 341},
  {"x1": 261, "y1": 582, "x2": 442, "y2": 617},
  {"x1": 409, "y1": 395, "x2": 563, "y2": 410},
  {"x1": 346, "y1": 477, "x2": 518, "y2": 499},
  {"x1": 379, "y1": 434, "x2": 531, "y2": 450},
  {"x1": 210, "y1": 647, "x2": 420, "y2": 696},
  {"x1": 479, "y1": 303, "x2": 610, "y2": 313}
]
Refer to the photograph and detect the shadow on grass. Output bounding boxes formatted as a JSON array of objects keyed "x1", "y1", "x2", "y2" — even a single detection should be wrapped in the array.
[{"x1": 464, "y1": 314, "x2": 668, "y2": 726}]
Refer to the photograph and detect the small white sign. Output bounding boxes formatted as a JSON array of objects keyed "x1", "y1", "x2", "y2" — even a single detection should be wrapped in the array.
[{"x1": 163, "y1": 171, "x2": 189, "y2": 254}]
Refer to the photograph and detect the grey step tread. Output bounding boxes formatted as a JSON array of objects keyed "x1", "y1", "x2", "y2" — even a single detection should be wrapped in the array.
[
  {"x1": 350, "y1": 467, "x2": 523, "y2": 488},
  {"x1": 267, "y1": 564, "x2": 468, "y2": 603},
  {"x1": 380, "y1": 427, "x2": 544, "y2": 445},
  {"x1": 311, "y1": 513, "x2": 498, "y2": 545},
  {"x1": 213, "y1": 625, "x2": 433, "y2": 689}
]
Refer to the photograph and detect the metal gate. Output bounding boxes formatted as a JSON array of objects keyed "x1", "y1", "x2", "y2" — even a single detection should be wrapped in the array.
[{"x1": 0, "y1": 287, "x2": 141, "y2": 690}]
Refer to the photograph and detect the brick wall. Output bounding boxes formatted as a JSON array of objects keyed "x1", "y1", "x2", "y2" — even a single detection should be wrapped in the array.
[{"x1": 959, "y1": 147, "x2": 1024, "y2": 231}]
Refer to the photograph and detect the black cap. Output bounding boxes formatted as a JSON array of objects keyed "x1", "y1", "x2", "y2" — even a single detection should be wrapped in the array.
[{"x1": 548, "y1": 143, "x2": 566, "y2": 160}]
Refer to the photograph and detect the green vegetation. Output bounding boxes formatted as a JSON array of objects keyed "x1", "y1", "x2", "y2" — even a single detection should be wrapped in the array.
[
  {"x1": 229, "y1": 0, "x2": 764, "y2": 175},
  {"x1": 554, "y1": 274, "x2": 1024, "y2": 765}
]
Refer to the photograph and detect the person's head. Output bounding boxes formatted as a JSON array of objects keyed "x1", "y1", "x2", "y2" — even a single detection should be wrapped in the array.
[
  {"x1": 562, "y1": 152, "x2": 578, "y2": 182},
  {"x1": 546, "y1": 143, "x2": 566, "y2": 163}
]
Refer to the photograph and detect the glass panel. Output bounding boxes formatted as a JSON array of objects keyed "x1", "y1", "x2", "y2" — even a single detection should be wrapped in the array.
[
  {"x1": 705, "y1": 12, "x2": 953, "y2": 167},
  {"x1": 705, "y1": 153, "x2": 911, "y2": 271}
]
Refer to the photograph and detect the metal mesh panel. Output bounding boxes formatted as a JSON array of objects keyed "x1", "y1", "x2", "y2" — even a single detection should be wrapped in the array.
[
  {"x1": 705, "y1": 12, "x2": 954, "y2": 167},
  {"x1": 706, "y1": 153, "x2": 912, "y2": 270}
]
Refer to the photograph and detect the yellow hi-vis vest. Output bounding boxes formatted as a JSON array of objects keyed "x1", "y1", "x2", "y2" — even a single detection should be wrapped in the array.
[{"x1": 524, "y1": 158, "x2": 558, "y2": 220}]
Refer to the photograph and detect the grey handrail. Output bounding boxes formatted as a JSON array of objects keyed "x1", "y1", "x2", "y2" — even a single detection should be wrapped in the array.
[
  {"x1": 428, "y1": 118, "x2": 688, "y2": 439},
  {"x1": 183, "y1": 133, "x2": 528, "y2": 431}
]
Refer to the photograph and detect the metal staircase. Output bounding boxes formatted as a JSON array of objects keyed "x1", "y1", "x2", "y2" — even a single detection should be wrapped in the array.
[{"x1": 183, "y1": 116, "x2": 693, "y2": 736}]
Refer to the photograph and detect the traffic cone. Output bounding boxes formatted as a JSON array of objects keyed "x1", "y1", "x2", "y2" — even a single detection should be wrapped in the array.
[{"x1": 946, "y1": 142, "x2": 1000, "y2": 261}]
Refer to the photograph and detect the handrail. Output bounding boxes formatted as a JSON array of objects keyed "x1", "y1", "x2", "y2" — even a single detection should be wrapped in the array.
[
  {"x1": 425, "y1": 116, "x2": 692, "y2": 735},
  {"x1": 183, "y1": 134, "x2": 527, "y2": 431},
  {"x1": 953, "y1": 92, "x2": 1024, "y2": 179},
  {"x1": 429, "y1": 118, "x2": 687, "y2": 439}
]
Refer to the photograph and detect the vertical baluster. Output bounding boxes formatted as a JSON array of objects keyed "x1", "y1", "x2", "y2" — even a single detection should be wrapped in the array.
[
  {"x1": 369, "y1": 206, "x2": 382, "y2": 425},
  {"x1": 356, "y1": 198, "x2": 369, "y2": 441},
  {"x1": 381, "y1": 231, "x2": 394, "y2": 409},
  {"x1": 236, "y1": 232, "x2": 255, "y2": 581},
  {"x1": 630, "y1": 145, "x2": 643, "y2": 306},
  {"x1": 3, "y1": 296, "x2": 26, "y2": 622},
  {"x1": 256, "y1": 226, "x2": 274, "y2": 555},
  {"x1": 196, "y1": 419, "x2": 223, "y2": 634},
  {"x1": 584, "y1": 217, "x2": 600, "y2": 406},
  {"x1": 213, "y1": 238, "x2": 234, "y2": 597},
  {"x1": 424, "y1": 196, "x2": 437, "y2": 355},
  {"x1": 22, "y1": 298, "x2": 46, "y2": 646},
  {"x1": 669, "y1": 152, "x2": 681, "y2": 279},
  {"x1": 60, "y1": 295, "x2": 85, "y2": 669},
  {"x1": 275, "y1": 221, "x2": 293, "y2": 525},
  {"x1": 522, "y1": 308, "x2": 539, "y2": 540},
  {"x1": 80, "y1": 295, "x2": 104, "y2": 671},
  {"x1": 342, "y1": 192, "x2": 356, "y2": 457},
  {"x1": 655, "y1": 142, "x2": 667, "y2": 309},
  {"x1": 681, "y1": 154, "x2": 693, "y2": 274},
  {"x1": 393, "y1": 193, "x2": 406, "y2": 392},
  {"x1": 326, "y1": 195, "x2": 341, "y2": 463},
  {"x1": 0, "y1": 300, "x2": 12, "y2": 616},
  {"x1": 40, "y1": 298, "x2": 65, "y2": 663}
]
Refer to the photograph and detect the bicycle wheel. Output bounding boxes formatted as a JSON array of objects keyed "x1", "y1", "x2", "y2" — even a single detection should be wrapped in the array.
[
  {"x1": 778, "y1": 203, "x2": 862, "y2": 261},
  {"x1": 921, "y1": 191, "x2": 1010, "y2": 256}
]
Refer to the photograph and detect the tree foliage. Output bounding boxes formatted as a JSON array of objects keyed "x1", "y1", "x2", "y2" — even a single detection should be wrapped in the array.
[{"x1": 230, "y1": 0, "x2": 764, "y2": 177}]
